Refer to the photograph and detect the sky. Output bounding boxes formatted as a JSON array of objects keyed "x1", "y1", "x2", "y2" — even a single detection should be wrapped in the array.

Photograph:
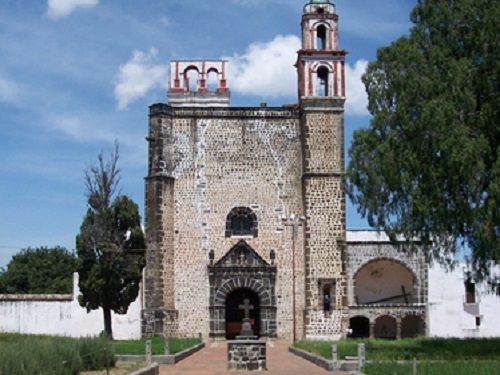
[{"x1": 0, "y1": 0, "x2": 417, "y2": 268}]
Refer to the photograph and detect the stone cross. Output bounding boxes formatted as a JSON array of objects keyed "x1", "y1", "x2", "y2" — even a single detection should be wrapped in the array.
[{"x1": 238, "y1": 298, "x2": 254, "y2": 319}]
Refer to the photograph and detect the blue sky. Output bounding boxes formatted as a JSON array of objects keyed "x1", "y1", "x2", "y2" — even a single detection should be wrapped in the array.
[{"x1": 0, "y1": 0, "x2": 416, "y2": 267}]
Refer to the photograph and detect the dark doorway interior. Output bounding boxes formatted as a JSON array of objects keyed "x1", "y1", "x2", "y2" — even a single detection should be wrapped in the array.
[
  {"x1": 225, "y1": 288, "x2": 260, "y2": 339},
  {"x1": 349, "y1": 316, "x2": 370, "y2": 338}
]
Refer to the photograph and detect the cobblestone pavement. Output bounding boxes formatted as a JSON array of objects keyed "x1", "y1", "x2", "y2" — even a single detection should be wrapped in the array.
[{"x1": 159, "y1": 341, "x2": 351, "y2": 375}]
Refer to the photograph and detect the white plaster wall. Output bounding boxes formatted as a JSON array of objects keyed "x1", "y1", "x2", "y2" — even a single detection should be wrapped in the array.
[
  {"x1": 0, "y1": 273, "x2": 141, "y2": 340},
  {"x1": 428, "y1": 264, "x2": 500, "y2": 338}
]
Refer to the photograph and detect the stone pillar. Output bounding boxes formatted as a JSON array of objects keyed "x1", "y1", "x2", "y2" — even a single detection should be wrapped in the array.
[
  {"x1": 369, "y1": 321, "x2": 375, "y2": 339},
  {"x1": 145, "y1": 339, "x2": 152, "y2": 364},
  {"x1": 357, "y1": 343, "x2": 365, "y2": 370},
  {"x1": 396, "y1": 318, "x2": 402, "y2": 340},
  {"x1": 331, "y1": 341, "x2": 339, "y2": 371},
  {"x1": 142, "y1": 106, "x2": 178, "y2": 338}
]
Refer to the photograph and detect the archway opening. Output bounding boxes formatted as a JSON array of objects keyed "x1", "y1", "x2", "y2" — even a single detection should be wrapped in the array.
[
  {"x1": 185, "y1": 67, "x2": 199, "y2": 92},
  {"x1": 316, "y1": 24, "x2": 327, "y2": 49},
  {"x1": 402, "y1": 315, "x2": 425, "y2": 338},
  {"x1": 354, "y1": 259, "x2": 417, "y2": 305},
  {"x1": 225, "y1": 288, "x2": 260, "y2": 339},
  {"x1": 349, "y1": 316, "x2": 370, "y2": 338},
  {"x1": 374, "y1": 315, "x2": 397, "y2": 339},
  {"x1": 207, "y1": 69, "x2": 219, "y2": 92},
  {"x1": 317, "y1": 67, "x2": 329, "y2": 97}
]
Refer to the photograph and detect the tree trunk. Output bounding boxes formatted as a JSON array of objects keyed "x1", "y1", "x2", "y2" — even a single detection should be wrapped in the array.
[{"x1": 103, "y1": 306, "x2": 113, "y2": 339}]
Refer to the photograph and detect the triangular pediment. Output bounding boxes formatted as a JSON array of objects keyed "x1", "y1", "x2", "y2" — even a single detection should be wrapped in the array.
[{"x1": 214, "y1": 240, "x2": 271, "y2": 268}]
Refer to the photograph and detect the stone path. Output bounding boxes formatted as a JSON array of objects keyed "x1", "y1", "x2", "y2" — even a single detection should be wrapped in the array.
[{"x1": 159, "y1": 341, "x2": 351, "y2": 375}]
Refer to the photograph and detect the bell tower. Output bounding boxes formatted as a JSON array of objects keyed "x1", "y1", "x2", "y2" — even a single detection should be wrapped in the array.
[{"x1": 297, "y1": 0, "x2": 348, "y2": 340}]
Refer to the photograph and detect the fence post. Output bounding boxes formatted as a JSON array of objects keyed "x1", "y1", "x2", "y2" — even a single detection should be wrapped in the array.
[
  {"x1": 104, "y1": 347, "x2": 110, "y2": 375},
  {"x1": 357, "y1": 343, "x2": 365, "y2": 371},
  {"x1": 164, "y1": 336, "x2": 170, "y2": 355},
  {"x1": 146, "y1": 339, "x2": 152, "y2": 364},
  {"x1": 331, "y1": 341, "x2": 338, "y2": 371},
  {"x1": 413, "y1": 357, "x2": 417, "y2": 375}
]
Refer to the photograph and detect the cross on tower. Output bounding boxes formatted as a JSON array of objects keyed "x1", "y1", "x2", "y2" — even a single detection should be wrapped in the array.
[{"x1": 238, "y1": 298, "x2": 254, "y2": 320}]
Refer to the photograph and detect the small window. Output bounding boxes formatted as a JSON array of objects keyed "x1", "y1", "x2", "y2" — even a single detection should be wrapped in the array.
[
  {"x1": 316, "y1": 25, "x2": 327, "y2": 50},
  {"x1": 317, "y1": 67, "x2": 329, "y2": 97},
  {"x1": 475, "y1": 316, "x2": 481, "y2": 327},
  {"x1": 323, "y1": 286, "x2": 331, "y2": 312},
  {"x1": 465, "y1": 279, "x2": 476, "y2": 303},
  {"x1": 225, "y1": 207, "x2": 258, "y2": 237}
]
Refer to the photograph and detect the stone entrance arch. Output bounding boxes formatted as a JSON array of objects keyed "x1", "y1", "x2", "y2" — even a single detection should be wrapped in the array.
[
  {"x1": 208, "y1": 240, "x2": 277, "y2": 339},
  {"x1": 225, "y1": 288, "x2": 260, "y2": 339}
]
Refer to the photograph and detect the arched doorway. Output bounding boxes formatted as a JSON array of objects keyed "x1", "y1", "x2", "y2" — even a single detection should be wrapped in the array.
[
  {"x1": 374, "y1": 315, "x2": 397, "y2": 339},
  {"x1": 349, "y1": 316, "x2": 370, "y2": 338},
  {"x1": 225, "y1": 288, "x2": 260, "y2": 339},
  {"x1": 402, "y1": 315, "x2": 425, "y2": 338}
]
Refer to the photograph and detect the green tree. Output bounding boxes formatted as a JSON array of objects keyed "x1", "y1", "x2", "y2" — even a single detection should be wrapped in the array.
[
  {"x1": 347, "y1": 0, "x2": 499, "y2": 286},
  {"x1": 0, "y1": 247, "x2": 76, "y2": 294},
  {"x1": 76, "y1": 144, "x2": 146, "y2": 338}
]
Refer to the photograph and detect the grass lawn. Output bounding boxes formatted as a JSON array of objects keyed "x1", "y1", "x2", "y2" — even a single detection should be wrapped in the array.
[
  {"x1": 293, "y1": 337, "x2": 500, "y2": 360},
  {"x1": 113, "y1": 337, "x2": 202, "y2": 356},
  {"x1": 0, "y1": 333, "x2": 115, "y2": 375},
  {"x1": 364, "y1": 360, "x2": 500, "y2": 375}
]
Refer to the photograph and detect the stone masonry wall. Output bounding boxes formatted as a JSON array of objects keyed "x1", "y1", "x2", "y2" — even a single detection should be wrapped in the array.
[
  {"x1": 301, "y1": 102, "x2": 347, "y2": 340},
  {"x1": 145, "y1": 105, "x2": 307, "y2": 340}
]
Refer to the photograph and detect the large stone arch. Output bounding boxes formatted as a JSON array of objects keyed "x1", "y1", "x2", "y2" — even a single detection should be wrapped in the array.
[
  {"x1": 353, "y1": 257, "x2": 419, "y2": 305},
  {"x1": 208, "y1": 240, "x2": 277, "y2": 339},
  {"x1": 215, "y1": 277, "x2": 271, "y2": 307}
]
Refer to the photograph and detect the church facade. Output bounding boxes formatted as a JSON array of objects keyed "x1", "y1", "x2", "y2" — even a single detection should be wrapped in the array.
[{"x1": 141, "y1": 0, "x2": 427, "y2": 341}]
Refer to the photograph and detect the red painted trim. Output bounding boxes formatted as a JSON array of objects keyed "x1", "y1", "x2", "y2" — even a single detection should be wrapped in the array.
[{"x1": 174, "y1": 62, "x2": 180, "y2": 89}]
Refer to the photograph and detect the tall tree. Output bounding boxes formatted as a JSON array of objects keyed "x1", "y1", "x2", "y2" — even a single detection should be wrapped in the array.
[
  {"x1": 76, "y1": 143, "x2": 146, "y2": 338},
  {"x1": 0, "y1": 247, "x2": 76, "y2": 294},
  {"x1": 347, "y1": 0, "x2": 499, "y2": 286}
]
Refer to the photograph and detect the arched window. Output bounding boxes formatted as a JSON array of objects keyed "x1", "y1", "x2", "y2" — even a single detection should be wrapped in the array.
[
  {"x1": 316, "y1": 24, "x2": 327, "y2": 50},
  {"x1": 207, "y1": 69, "x2": 219, "y2": 92},
  {"x1": 185, "y1": 67, "x2": 199, "y2": 92},
  {"x1": 317, "y1": 66, "x2": 329, "y2": 97},
  {"x1": 225, "y1": 207, "x2": 258, "y2": 237}
]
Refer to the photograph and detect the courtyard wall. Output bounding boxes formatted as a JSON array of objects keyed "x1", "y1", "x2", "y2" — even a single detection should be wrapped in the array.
[{"x1": 0, "y1": 273, "x2": 141, "y2": 339}]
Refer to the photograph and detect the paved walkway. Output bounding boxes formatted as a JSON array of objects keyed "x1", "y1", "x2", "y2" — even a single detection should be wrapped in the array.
[{"x1": 159, "y1": 341, "x2": 351, "y2": 375}]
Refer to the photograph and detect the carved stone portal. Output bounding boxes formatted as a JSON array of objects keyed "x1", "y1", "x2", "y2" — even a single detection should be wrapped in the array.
[{"x1": 209, "y1": 240, "x2": 277, "y2": 339}]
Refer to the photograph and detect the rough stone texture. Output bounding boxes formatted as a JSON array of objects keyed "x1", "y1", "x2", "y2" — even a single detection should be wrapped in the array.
[
  {"x1": 143, "y1": 2, "x2": 348, "y2": 341},
  {"x1": 227, "y1": 340, "x2": 266, "y2": 371}
]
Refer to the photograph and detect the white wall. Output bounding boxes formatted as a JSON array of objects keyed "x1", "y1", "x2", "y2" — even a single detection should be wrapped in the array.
[
  {"x1": 428, "y1": 264, "x2": 500, "y2": 338},
  {"x1": 0, "y1": 273, "x2": 141, "y2": 340}
]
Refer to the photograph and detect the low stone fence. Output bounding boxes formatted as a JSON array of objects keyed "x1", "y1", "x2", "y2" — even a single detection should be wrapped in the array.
[
  {"x1": 116, "y1": 342, "x2": 205, "y2": 365},
  {"x1": 129, "y1": 363, "x2": 159, "y2": 375}
]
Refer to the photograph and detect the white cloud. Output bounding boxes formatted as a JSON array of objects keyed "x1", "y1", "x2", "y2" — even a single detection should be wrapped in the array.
[
  {"x1": 345, "y1": 59, "x2": 369, "y2": 115},
  {"x1": 114, "y1": 48, "x2": 169, "y2": 111},
  {"x1": 0, "y1": 76, "x2": 22, "y2": 104},
  {"x1": 227, "y1": 35, "x2": 301, "y2": 98},
  {"x1": 47, "y1": 0, "x2": 99, "y2": 19}
]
